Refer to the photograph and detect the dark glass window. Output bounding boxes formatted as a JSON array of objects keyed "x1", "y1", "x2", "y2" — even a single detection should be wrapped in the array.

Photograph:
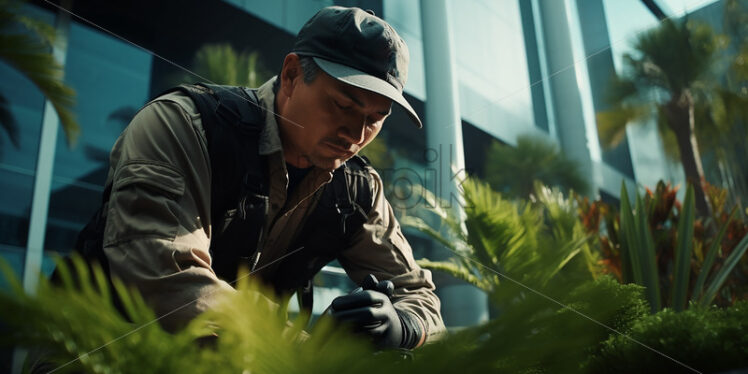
[
  {"x1": 0, "y1": 4, "x2": 53, "y2": 279},
  {"x1": 577, "y1": 0, "x2": 635, "y2": 179},
  {"x1": 518, "y1": 0, "x2": 550, "y2": 133},
  {"x1": 44, "y1": 20, "x2": 152, "y2": 254}
]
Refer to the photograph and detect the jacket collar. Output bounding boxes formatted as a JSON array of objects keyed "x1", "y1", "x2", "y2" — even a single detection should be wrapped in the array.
[
  {"x1": 255, "y1": 76, "x2": 335, "y2": 191},
  {"x1": 256, "y1": 76, "x2": 284, "y2": 156}
]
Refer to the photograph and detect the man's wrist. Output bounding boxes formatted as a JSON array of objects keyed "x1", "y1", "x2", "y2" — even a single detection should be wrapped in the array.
[{"x1": 396, "y1": 309, "x2": 424, "y2": 349}]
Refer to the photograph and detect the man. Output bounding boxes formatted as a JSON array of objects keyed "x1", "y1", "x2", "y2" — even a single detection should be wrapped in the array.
[{"x1": 95, "y1": 6, "x2": 444, "y2": 350}]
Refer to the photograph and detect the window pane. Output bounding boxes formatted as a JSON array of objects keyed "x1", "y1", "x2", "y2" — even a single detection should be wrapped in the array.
[
  {"x1": 0, "y1": 4, "x2": 52, "y2": 251},
  {"x1": 44, "y1": 21, "x2": 152, "y2": 253}
]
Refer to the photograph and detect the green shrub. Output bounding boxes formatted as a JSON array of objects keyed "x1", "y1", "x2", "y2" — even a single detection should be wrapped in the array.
[
  {"x1": 579, "y1": 181, "x2": 748, "y2": 311},
  {"x1": 0, "y1": 256, "x2": 376, "y2": 374},
  {"x1": 404, "y1": 178, "x2": 603, "y2": 294},
  {"x1": 586, "y1": 301, "x2": 748, "y2": 373},
  {"x1": 482, "y1": 276, "x2": 648, "y2": 374},
  {"x1": 0, "y1": 243, "x2": 741, "y2": 373},
  {"x1": 0, "y1": 256, "x2": 650, "y2": 373}
]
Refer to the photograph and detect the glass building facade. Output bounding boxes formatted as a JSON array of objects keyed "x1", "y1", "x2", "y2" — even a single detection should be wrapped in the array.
[{"x1": 0, "y1": 0, "x2": 729, "y2": 370}]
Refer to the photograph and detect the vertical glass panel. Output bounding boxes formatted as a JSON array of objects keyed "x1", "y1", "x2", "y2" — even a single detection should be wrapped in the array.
[
  {"x1": 659, "y1": 0, "x2": 719, "y2": 16},
  {"x1": 44, "y1": 21, "x2": 152, "y2": 254},
  {"x1": 450, "y1": 0, "x2": 535, "y2": 140},
  {"x1": 576, "y1": 0, "x2": 635, "y2": 178},
  {"x1": 0, "y1": 244, "x2": 26, "y2": 290},
  {"x1": 0, "y1": 4, "x2": 53, "y2": 256},
  {"x1": 602, "y1": 0, "x2": 660, "y2": 72},
  {"x1": 518, "y1": 0, "x2": 549, "y2": 133},
  {"x1": 382, "y1": 0, "x2": 426, "y2": 100},
  {"x1": 600, "y1": 0, "x2": 669, "y2": 187}
]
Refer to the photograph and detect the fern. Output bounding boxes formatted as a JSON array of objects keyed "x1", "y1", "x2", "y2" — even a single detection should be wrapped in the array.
[{"x1": 2, "y1": 254, "x2": 743, "y2": 373}]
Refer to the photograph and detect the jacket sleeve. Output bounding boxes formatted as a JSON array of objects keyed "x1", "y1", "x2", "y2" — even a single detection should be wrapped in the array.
[
  {"x1": 102, "y1": 94, "x2": 235, "y2": 332},
  {"x1": 336, "y1": 170, "x2": 446, "y2": 345}
]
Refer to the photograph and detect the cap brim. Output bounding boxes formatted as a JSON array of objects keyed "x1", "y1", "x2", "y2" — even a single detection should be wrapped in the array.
[{"x1": 312, "y1": 57, "x2": 422, "y2": 128}]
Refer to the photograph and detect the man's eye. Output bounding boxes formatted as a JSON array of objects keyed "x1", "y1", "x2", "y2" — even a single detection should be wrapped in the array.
[{"x1": 335, "y1": 101, "x2": 352, "y2": 110}]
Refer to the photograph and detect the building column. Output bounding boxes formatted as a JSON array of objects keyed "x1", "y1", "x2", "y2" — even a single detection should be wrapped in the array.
[
  {"x1": 22, "y1": 0, "x2": 71, "y2": 295},
  {"x1": 535, "y1": 0, "x2": 603, "y2": 197},
  {"x1": 420, "y1": 0, "x2": 488, "y2": 327},
  {"x1": 13, "y1": 4, "x2": 71, "y2": 374}
]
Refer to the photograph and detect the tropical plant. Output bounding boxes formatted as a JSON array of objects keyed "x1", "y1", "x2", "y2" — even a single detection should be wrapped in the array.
[
  {"x1": 0, "y1": 0, "x2": 78, "y2": 151},
  {"x1": 596, "y1": 18, "x2": 728, "y2": 217},
  {"x1": 479, "y1": 275, "x2": 649, "y2": 373},
  {"x1": 175, "y1": 43, "x2": 270, "y2": 87},
  {"x1": 1, "y1": 253, "x2": 658, "y2": 374},
  {"x1": 586, "y1": 301, "x2": 748, "y2": 373},
  {"x1": 693, "y1": 0, "x2": 748, "y2": 215},
  {"x1": 702, "y1": 181, "x2": 748, "y2": 302},
  {"x1": 5, "y1": 256, "x2": 744, "y2": 373},
  {"x1": 580, "y1": 181, "x2": 748, "y2": 313},
  {"x1": 0, "y1": 256, "x2": 377, "y2": 374},
  {"x1": 401, "y1": 178, "x2": 602, "y2": 294},
  {"x1": 484, "y1": 135, "x2": 589, "y2": 199},
  {"x1": 360, "y1": 135, "x2": 394, "y2": 170}
]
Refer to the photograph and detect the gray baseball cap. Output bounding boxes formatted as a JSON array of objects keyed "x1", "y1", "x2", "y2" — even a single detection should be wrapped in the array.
[{"x1": 292, "y1": 6, "x2": 422, "y2": 128}]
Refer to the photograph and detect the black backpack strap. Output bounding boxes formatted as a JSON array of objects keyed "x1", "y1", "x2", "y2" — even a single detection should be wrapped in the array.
[
  {"x1": 264, "y1": 155, "x2": 376, "y2": 308},
  {"x1": 331, "y1": 160, "x2": 371, "y2": 236},
  {"x1": 174, "y1": 83, "x2": 270, "y2": 283}
]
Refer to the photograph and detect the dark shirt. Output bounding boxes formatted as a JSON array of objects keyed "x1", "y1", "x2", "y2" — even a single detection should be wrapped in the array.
[{"x1": 286, "y1": 163, "x2": 313, "y2": 195}]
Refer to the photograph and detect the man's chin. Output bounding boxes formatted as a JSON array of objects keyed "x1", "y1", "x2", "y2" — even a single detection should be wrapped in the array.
[{"x1": 312, "y1": 156, "x2": 351, "y2": 172}]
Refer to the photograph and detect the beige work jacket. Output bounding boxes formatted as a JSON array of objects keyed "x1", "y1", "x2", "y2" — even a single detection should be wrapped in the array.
[{"x1": 101, "y1": 77, "x2": 445, "y2": 343}]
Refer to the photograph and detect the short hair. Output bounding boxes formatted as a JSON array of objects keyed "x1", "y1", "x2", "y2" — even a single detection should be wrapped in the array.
[{"x1": 272, "y1": 56, "x2": 320, "y2": 93}]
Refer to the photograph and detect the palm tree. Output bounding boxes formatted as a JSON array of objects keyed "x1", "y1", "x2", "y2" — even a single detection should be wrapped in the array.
[
  {"x1": 174, "y1": 43, "x2": 270, "y2": 87},
  {"x1": 483, "y1": 135, "x2": 589, "y2": 199},
  {"x1": 401, "y1": 178, "x2": 601, "y2": 294},
  {"x1": 0, "y1": 0, "x2": 78, "y2": 151},
  {"x1": 596, "y1": 19, "x2": 726, "y2": 217}
]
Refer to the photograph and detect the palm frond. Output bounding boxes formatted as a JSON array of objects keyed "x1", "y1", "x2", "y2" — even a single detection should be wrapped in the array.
[
  {"x1": 0, "y1": 32, "x2": 78, "y2": 146},
  {"x1": 0, "y1": 253, "x2": 665, "y2": 374},
  {"x1": 0, "y1": 0, "x2": 79, "y2": 146},
  {"x1": 184, "y1": 43, "x2": 271, "y2": 87},
  {"x1": 484, "y1": 135, "x2": 589, "y2": 198},
  {"x1": 596, "y1": 103, "x2": 650, "y2": 148},
  {"x1": 632, "y1": 19, "x2": 725, "y2": 94},
  {"x1": 404, "y1": 177, "x2": 600, "y2": 300},
  {"x1": 400, "y1": 215, "x2": 466, "y2": 254},
  {"x1": 654, "y1": 106, "x2": 682, "y2": 161},
  {"x1": 10, "y1": 13, "x2": 56, "y2": 45},
  {"x1": 416, "y1": 259, "x2": 492, "y2": 291}
]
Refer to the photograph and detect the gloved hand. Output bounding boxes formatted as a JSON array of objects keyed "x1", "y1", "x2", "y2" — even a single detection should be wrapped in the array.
[{"x1": 330, "y1": 274, "x2": 422, "y2": 349}]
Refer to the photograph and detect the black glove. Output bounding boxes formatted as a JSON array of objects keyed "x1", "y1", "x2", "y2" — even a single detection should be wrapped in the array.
[{"x1": 330, "y1": 274, "x2": 423, "y2": 349}]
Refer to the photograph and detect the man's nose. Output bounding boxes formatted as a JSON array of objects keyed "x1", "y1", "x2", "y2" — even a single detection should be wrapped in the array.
[{"x1": 338, "y1": 117, "x2": 367, "y2": 145}]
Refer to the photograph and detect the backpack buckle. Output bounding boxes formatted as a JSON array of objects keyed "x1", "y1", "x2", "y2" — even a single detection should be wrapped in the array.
[{"x1": 335, "y1": 202, "x2": 355, "y2": 235}]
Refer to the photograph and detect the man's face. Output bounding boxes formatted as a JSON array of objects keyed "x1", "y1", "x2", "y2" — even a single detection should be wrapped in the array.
[{"x1": 276, "y1": 56, "x2": 392, "y2": 171}]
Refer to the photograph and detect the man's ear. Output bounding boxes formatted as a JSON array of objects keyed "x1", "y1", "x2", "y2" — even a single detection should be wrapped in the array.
[{"x1": 279, "y1": 53, "x2": 301, "y2": 98}]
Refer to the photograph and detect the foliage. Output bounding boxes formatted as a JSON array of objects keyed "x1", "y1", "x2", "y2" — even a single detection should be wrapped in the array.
[
  {"x1": 596, "y1": 18, "x2": 730, "y2": 217},
  {"x1": 0, "y1": 0, "x2": 78, "y2": 150},
  {"x1": 483, "y1": 135, "x2": 589, "y2": 199},
  {"x1": 360, "y1": 135, "x2": 394, "y2": 170},
  {"x1": 481, "y1": 276, "x2": 649, "y2": 374},
  {"x1": 695, "y1": 0, "x2": 748, "y2": 212},
  {"x1": 596, "y1": 19, "x2": 727, "y2": 152},
  {"x1": 0, "y1": 256, "x2": 401, "y2": 374},
  {"x1": 402, "y1": 178, "x2": 602, "y2": 294},
  {"x1": 578, "y1": 180, "x2": 748, "y2": 311},
  {"x1": 586, "y1": 302, "x2": 748, "y2": 374},
  {"x1": 176, "y1": 43, "x2": 271, "y2": 87},
  {"x1": 0, "y1": 255, "x2": 665, "y2": 374},
  {"x1": 702, "y1": 181, "x2": 748, "y2": 301}
]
